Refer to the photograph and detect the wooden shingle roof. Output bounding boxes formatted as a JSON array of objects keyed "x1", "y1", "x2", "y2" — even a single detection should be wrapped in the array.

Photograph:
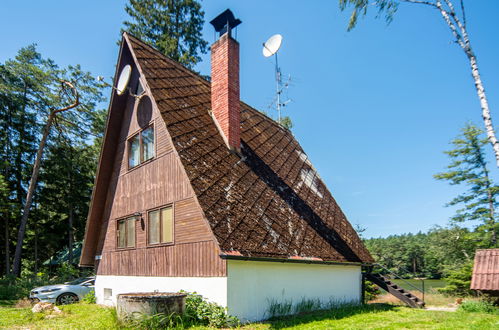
[{"x1": 127, "y1": 34, "x2": 373, "y2": 263}]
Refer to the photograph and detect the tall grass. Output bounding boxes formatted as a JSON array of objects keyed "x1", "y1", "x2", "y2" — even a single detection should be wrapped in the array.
[{"x1": 266, "y1": 297, "x2": 360, "y2": 319}]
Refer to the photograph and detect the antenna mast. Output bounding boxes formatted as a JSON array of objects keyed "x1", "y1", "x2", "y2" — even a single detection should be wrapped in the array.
[{"x1": 263, "y1": 34, "x2": 291, "y2": 125}]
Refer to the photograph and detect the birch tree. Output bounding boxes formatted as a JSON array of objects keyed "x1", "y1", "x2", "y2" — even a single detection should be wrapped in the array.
[{"x1": 338, "y1": 0, "x2": 499, "y2": 167}]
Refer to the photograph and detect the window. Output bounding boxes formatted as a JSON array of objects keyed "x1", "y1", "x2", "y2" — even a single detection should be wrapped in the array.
[
  {"x1": 148, "y1": 205, "x2": 173, "y2": 245},
  {"x1": 128, "y1": 125, "x2": 154, "y2": 169},
  {"x1": 117, "y1": 217, "x2": 136, "y2": 248},
  {"x1": 142, "y1": 127, "x2": 154, "y2": 162}
]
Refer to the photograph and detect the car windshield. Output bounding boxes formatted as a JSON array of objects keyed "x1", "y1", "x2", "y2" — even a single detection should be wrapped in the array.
[{"x1": 65, "y1": 277, "x2": 92, "y2": 285}]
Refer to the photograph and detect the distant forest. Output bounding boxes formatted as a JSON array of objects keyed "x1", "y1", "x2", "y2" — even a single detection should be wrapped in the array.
[{"x1": 363, "y1": 225, "x2": 486, "y2": 279}]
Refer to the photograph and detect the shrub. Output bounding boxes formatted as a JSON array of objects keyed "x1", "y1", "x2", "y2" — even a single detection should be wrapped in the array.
[
  {"x1": 437, "y1": 263, "x2": 473, "y2": 297},
  {"x1": 81, "y1": 290, "x2": 96, "y2": 304},
  {"x1": 124, "y1": 291, "x2": 239, "y2": 329},
  {"x1": 0, "y1": 273, "x2": 51, "y2": 300},
  {"x1": 182, "y1": 291, "x2": 239, "y2": 328},
  {"x1": 365, "y1": 280, "x2": 381, "y2": 301},
  {"x1": 459, "y1": 300, "x2": 498, "y2": 314},
  {"x1": 0, "y1": 263, "x2": 94, "y2": 301}
]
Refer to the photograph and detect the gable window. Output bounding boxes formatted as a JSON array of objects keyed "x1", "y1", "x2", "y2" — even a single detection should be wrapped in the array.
[
  {"x1": 128, "y1": 125, "x2": 154, "y2": 169},
  {"x1": 148, "y1": 205, "x2": 173, "y2": 245},
  {"x1": 117, "y1": 217, "x2": 136, "y2": 248}
]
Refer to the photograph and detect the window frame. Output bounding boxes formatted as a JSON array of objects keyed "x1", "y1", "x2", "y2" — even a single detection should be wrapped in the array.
[
  {"x1": 127, "y1": 123, "x2": 155, "y2": 170},
  {"x1": 147, "y1": 204, "x2": 175, "y2": 247},
  {"x1": 116, "y1": 216, "x2": 137, "y2": 250}
]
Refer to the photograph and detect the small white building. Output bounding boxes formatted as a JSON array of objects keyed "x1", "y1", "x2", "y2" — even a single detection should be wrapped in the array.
[{"x1": 80, "y1": 9, "x2": 373, "y2": 322}]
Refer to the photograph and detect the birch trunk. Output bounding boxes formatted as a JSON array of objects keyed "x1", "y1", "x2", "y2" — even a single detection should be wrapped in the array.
[
  {"x1": 466, "y1": 54, "x2": 499, "y2": 167},
  {"x1": 434, "y1": 0, "x2": 499, "y2": 167}
]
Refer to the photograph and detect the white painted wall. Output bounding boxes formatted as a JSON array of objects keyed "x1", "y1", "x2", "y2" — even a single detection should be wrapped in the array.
[
  {"x1": 95, "y1": 275, "x2": 227, "y2": 307},
  {"x1": 226, "y1": 260, "x2": 362, "y2": 322}
]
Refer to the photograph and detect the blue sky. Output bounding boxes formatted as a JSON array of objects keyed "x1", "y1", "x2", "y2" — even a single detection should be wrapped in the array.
[{"x1": 1, "y1": 1, "x2": 499, "y2": 238}]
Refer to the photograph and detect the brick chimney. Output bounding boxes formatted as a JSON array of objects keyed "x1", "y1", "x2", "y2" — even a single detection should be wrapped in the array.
[{"x1": 210, "y1": 9, "x2": 242, "y2": 151}]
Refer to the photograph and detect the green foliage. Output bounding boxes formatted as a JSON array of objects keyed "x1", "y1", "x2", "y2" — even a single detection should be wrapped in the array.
[
  {"x1": 2, "y1": 301, "x2": 499, "y2": 329},
  {"x1": 434, "y1": 123, "x2": 498, "y2": 246},
  {"x1": 122, "y1": 0, "x2": 208, "y2": 68},
  {"x1": 459, "y1": 300, "x2": 498, "y2": 314},
  {"x1": 0, "y1": 44, "x2": 106, "y2": 276},
  {"x1": 279, "y1": 116, "x2": 293, "y2": 130},
  {"x1": 0, "y1": 262, "x2": 91, "y2": 300},
  {"x1": 437, "y1": 262, "x2": 474, "y2": 297},
  {"x1": 81, "y1": 290, "x2": 96, "y2": 304},
  {"x1": 266, "y1": 298, "x2": 294, "y2": 318},
  {"x1": 365, "y1": 225, "x2": 485, "y2": 280},
  {"x1": 266, "y1": 297, "x2": 360, "y2": 319},
  {"x1": 181, "y1": 291, "x2": 239, "y2": 328},
  {"x1": 123, "y1": 291, "x2": 240, "y2": 328},
  {"x1": 364, "y1": 280, "x2": 381, "y2": 301},
  {"x1": 338, "y1": 0, "x2": 399, "y2": 31}
]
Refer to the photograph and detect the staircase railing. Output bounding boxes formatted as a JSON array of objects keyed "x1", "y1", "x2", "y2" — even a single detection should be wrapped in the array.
[{"x1": 370, "y1": 263, "x2": 425, "y2": 302}]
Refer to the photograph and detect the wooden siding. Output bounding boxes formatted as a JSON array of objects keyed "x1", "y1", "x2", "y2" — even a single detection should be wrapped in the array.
[
  {"x1": 97, "y1": 240, "x2": 226, "y2": 277},
  {"x1": 94, "y1": 66, "x2": 225, "y2": 277}
]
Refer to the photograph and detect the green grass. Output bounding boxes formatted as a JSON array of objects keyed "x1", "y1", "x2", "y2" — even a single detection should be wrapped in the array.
[
  {"x1": 0, "y1": 303, "x2": 118, "y2": 329},
  {"x1": 392, "y1": 279, "x2": 447, "y2": 292},
  {"x1": 0, "y1": 301, "x2": 497, "y2": 329},
  {"x1": 251, "y1": 304, "x2": 499, "y2": 329}
]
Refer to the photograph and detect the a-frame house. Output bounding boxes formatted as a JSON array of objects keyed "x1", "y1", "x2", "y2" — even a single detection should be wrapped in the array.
[{"x1": 80, "y1": 10, "x2": 373, "y2": 322}]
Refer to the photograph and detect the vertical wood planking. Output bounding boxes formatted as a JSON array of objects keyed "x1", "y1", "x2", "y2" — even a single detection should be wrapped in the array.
[{"x1": 95, "y1": 66, "x2": 224, "y2": 278}]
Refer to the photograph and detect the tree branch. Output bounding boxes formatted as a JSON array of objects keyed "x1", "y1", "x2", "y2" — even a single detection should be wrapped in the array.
[
  {"x1": 400, "y1": 0, "x2": 439, "y2": 9},
  {"x1": 435, "y1": 0, "x2": 466, "y2": 49},
  {"x1": 53, "y1": 80, "x2": 79, "y2": 114},
  {"x1": 460, "y1": 0, "x2": 467, "y2": 28}
]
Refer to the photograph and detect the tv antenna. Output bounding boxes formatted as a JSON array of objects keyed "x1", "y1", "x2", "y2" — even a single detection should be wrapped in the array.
[{"x1": 263, "y1": 34, "x2": 291, "y2": 124}]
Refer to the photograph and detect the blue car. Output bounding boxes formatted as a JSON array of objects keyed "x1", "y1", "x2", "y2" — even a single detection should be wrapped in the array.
[{"x1": 30, "y1": 277, "x2": 95, "y2": 305}]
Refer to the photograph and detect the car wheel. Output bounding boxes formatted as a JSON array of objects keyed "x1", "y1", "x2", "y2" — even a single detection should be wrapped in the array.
[{"x1": 56, "y1": 293, "x2": 79, "y2": 305}]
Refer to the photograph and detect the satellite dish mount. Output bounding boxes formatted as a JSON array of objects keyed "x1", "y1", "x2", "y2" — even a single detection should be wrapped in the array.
[
  {"x1": 262, "y1": 34, "x2": 291, "y2": 124},
  {"x1": 112, "y1": 64, "x2": 144, "y2": 99}
]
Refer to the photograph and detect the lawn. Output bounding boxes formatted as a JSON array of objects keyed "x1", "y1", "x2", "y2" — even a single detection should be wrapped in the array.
[{"x1": 0, "y1": 302, "x2": 497, "y2": 329}]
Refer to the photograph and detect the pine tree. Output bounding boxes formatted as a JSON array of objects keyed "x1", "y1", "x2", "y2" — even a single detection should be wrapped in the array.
[
  {"x1": 434, "y1": 123, "x2": 498, "y2": 247},
  {"x1": 122, "y1": 0, "x2": 208, "y2": 68},
  {"x1": 0, "y1": 45, "x2": 106, "y2": 276}
]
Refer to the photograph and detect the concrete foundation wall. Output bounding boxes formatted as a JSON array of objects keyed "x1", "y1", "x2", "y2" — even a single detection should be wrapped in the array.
[
  {"x1": 95, "y1": 275, "x2": 227, "y2": 307},
  {"x1": 226, "y1": 260, "x2": 362, "y2": 322}
]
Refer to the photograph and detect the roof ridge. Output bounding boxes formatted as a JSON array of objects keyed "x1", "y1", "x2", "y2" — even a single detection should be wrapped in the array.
[
  {"x1": 125, "y1": 32, "x2": 212, "y2": 87},
  {"x1": 125, "y1": 32, "x2": 291, "y2": 135}
]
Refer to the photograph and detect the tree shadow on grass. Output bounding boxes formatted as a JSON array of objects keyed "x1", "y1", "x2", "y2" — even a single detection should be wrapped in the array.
[{"x1": 261, "y1": 303, "x2": 397, "y2": 329}]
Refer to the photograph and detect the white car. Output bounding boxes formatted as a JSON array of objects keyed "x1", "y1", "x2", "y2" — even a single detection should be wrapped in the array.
[{"x1": 30, "y1": 277, "x2": 95, "y2": 305}]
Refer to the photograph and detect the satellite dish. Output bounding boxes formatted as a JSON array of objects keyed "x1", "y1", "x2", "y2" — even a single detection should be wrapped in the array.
[
  {"x1": 116, "y1": 64, "x2": 132, "y2": 95},
  {"x1": 262, "y1": 34, "x2": 283, "y2": 57}
]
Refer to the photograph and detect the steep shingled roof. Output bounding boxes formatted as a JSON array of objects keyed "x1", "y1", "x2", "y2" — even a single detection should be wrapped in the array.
[{"x1": 126, "y1": 34, "x2": 373, "y2": 263}]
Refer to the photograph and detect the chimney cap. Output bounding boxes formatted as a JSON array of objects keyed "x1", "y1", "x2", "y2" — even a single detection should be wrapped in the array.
[{"x1": 210, "y1": 9, "x2": 242, "y2": 36}]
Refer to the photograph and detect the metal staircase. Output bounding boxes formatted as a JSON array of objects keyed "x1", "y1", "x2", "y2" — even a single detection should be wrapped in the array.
[{"x1": 365, "y1": 264, "x2": 425, "y2": 308}]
